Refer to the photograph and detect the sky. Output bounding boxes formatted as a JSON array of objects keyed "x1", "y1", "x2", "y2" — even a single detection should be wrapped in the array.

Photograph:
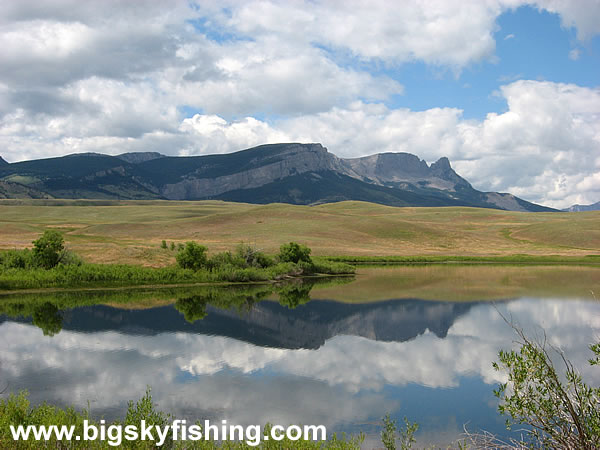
[{"x1": 0, "y1": 0, "x2": 599, "y2": 208}]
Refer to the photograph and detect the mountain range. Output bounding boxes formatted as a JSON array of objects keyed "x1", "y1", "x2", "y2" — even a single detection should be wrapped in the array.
[
  {"x1": 562, "y1": 201, "x2": 600, "y2": 212},
  {"x1": 0, "y1": 143, "x2": 555, "y2": 212}
]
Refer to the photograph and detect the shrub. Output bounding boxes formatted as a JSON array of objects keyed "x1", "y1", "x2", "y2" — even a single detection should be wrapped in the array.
[
  {"x1": 235, "y1": 243, "x2": 273, "y2": 268},
  {"x1": 311, "y1": 258, "x2": 355, "y2": 275},
  {"x1": 161, "y1": 240, "x2": 167, "y2": 249},
  {"x1": 296, "y1": 260, "x2": 315, "y2": 275},
  {"x1": 279, "y1": 242, "x2": 312, "y2": 264},
  {"x1": 0, "y1": 249, "x2": 34, "y2": 269},
  {"x1": 59, "y1": 249, "x2": 83, "y2": 267},
  {"x1": 381, "y1": 414, "x2": 418, "y2": 450},
  {"x1": 175, "y1": 242, "x2": 208, "y2": 271},
  {"x1": 32, "y1": 230, "x2": 65, "y2": 269},
  {"x1": 492, "y1": 324, "x2": 600, "y2": 448},
  {"x1": 207, "y1": 251, "x2": 237, "y2": 269}
]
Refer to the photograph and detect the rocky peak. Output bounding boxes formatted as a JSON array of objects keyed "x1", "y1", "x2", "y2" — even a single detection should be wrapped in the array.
[
  {"x1": 0, "y1": 156, "x2": 8, "y2": 165},
  {"x1": 430, "y1": 157, "x2": 451, "y2": 173},
  {"x1": 428, "y1": 156, "x2": 471, "y2": 188},
  {"x1": 341, "y1": 151, "x2": 470, "y2": 190}
]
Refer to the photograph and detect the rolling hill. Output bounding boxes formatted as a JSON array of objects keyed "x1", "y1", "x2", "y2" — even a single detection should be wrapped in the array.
[
  {"x1": 0, "y1": 143, "x2": 554, "y2": 211},
  {"x1": 0, "y1": 200, "x2": 597, "y2": 265}
]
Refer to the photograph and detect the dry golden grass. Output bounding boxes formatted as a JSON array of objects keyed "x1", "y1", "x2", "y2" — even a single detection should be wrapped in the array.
[{"x1": 0, "y1": 199, "x2": 598, "y2": 265}]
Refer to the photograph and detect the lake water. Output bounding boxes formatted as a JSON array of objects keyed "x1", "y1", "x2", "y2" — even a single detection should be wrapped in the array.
[{"x1": 1, "y1": 265, "x2": 599, "y2": 447}]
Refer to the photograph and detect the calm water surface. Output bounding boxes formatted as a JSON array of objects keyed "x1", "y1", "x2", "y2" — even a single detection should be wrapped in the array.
[{"x1": 1, "y1": 265, "x2": 599, "y2": 447}]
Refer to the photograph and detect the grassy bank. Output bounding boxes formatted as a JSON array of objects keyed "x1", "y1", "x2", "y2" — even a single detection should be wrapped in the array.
[
  {"x1": 0, "y1": 260, "x2": 351, "y2": 291},
  {"x1": 0, "y1": 232, "x2": 354, "y2": 291}
]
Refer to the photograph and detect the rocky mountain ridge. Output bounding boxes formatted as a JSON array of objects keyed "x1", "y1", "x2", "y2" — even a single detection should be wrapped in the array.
[{"x1": 0, "y1": 143, "x2": 555, "y2": 211}]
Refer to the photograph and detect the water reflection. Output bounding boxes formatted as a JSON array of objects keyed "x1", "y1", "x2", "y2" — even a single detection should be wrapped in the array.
[{"x1": 1, "y1": 267, "x2": 600, "y2": 446}]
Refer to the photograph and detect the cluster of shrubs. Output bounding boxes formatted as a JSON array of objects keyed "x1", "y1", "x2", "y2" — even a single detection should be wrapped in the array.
[
  {"x1": 175, "y1": 241, "x2": 315, "y2": 273},
  {"x1": 0, "y1": 230, "x2": 81, "y2": 271},
  {"x1": 161, "y1": 240, "x2": 182, "y2": 251}
]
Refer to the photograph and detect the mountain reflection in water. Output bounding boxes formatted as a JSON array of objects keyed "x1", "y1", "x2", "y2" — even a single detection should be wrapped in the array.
[{"x1": 1, "y1": 269, "x2": 600, "y2": 446}]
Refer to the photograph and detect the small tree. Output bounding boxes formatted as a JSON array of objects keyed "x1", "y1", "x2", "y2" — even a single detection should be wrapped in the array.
[
  {"x1": 175, "y1": 241, "x2": 208, "y2": 271},
  {"x1": 161, "y1": 240, "x2": 167, "y2": 249},
  {"x1": 32, "y1": 230, "x2": 65, "y2": 269},
  {"x1": 279, "y1": 242, "x2": 312, "y2": 264},
  {"x1": 492, "y1": 325, "x2": 600, "y2": 448}
]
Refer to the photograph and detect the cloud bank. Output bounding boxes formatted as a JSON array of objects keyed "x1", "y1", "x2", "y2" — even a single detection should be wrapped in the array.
[{"x1": 0, "y1": 0, "x2": 599, "y2": 207}]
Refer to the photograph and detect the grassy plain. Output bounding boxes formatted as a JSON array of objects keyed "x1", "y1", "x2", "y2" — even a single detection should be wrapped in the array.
[{"x1": 0, "y1": 199, "x2": 599, "y2": 265}]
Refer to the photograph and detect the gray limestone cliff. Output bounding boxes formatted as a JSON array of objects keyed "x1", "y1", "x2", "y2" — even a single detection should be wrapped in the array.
[
  {"x1": 160, "y1": 144, "x2": 473, "y2": 199},
  {"x1": 161, "y1": 143, "x2": 348, "y2": 199}
]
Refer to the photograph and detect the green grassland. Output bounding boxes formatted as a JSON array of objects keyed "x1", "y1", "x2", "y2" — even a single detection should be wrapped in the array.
[{"x1": 0, "y1": 199, "x2": 598, "y2": 266}]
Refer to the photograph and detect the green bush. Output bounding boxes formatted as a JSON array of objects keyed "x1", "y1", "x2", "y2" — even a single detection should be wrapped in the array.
[
  {"x1": 278, "y1": 242, "x2": 312, "y2": 264},
  {"x1": 59, "y1": 249, "x2": 83, "y2": 267},
  {"x1": 207, "y1": 251, "x2": 241, "y2": 270},
  {"x1": 235, "y1": 243, "x2": 273, "y2": 268},
  {"x1": 380, "y1": 414, "x2": 418, "y2": 450},
  {"x1": 492, "y1": 325, "x2": 600, "y2": 448},
  {"x1": 32, "y1": 230, "x2": 65, "y2": 269},
  {"x1": 175, "y1": 242, "x2": 208, "y2": 271},
  {"x1": 0, "y1": 249, "x2": 35, "y2": 269}
]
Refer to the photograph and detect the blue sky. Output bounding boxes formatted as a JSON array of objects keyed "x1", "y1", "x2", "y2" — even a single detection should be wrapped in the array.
[
  {"x1": 0, "y1": 1, "x2": 599, "y2": 207},
  {"x1": 391, "y1": 8, "x2": 597, "y2": 118},
  {"x1": 387, "y1": 5, "x2": 599, "y2": 119}
]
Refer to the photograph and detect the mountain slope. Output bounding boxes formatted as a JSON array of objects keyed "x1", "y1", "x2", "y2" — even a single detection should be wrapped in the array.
[
  {"x1": 0, "y1": 143, "x2": 555, "y2": 211},
  {"x1": 0, "y1": 180, "x2": 53, "y2": 199},
  {"x1": 563, "y1": 201, "x2": 600, "y2": 212},
  {"x1": 0, "y1": 153, "x2": 162, "y2": 199},
  {"x1": 216, "y1": 170, "x2": 483, "y2": 207}
]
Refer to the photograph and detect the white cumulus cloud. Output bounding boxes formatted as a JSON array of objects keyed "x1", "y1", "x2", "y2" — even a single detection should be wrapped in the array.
[{"x1": 0, "y1": 1, "x2": 599, "y2": 206}]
